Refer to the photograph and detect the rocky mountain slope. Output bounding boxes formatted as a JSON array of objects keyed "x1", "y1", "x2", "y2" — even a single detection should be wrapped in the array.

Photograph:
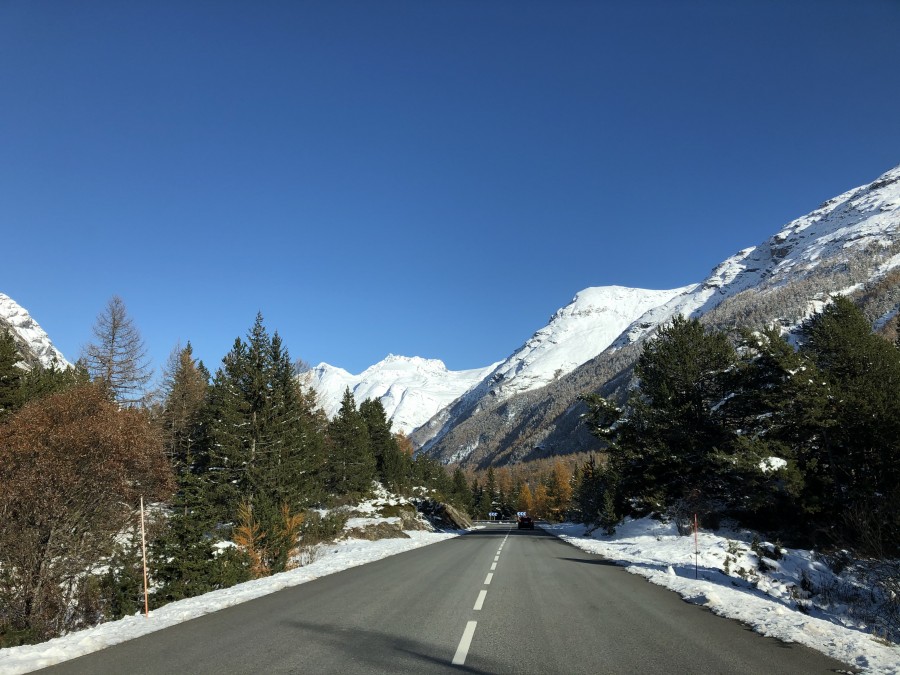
[
  {"x1": 409, "y1": 285, "x2": 689, "y2": 457},
  {"x1": 0, "y1": 292, "x2": 69, "y2": 369},
  {"x1": 417, "y1": 163, "x2": 900, "y2": 467}
]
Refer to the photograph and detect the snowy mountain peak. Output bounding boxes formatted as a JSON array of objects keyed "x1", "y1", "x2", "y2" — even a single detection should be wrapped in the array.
[
  {"x1": 481, "y1": 284, "x2": 692, "y2": 402},
  {"x1": 304, "y1": 355, "x2": 497, "y2": 435},
  {"x1": 0, "y1": 292, "x2": 70, "y2": 369}
]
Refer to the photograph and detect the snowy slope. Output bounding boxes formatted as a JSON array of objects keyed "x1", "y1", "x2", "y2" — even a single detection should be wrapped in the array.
[
  {"x1": 412, "y1": 284, "x2": 689, "y2": 454},
  {"x1": 613, "y1": 164, "x2": 900, "y2": 348},
  {"x1": 304, "y1": 355, "x2": 497, "y2": 435},
  {"x1": 475, "y1": 285, "x2": 691, "y2": 403},
  {"x1": 0, "y1": 292, "x2": 69, "y2": 368}
]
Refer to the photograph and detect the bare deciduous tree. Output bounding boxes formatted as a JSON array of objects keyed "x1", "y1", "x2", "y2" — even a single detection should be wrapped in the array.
[{"x1": 82, "y1": 295, "x2": 152, "y2": 405}]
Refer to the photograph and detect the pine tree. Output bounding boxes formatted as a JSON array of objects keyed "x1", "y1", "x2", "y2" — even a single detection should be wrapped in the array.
[
  {"x1": 588, "y1": 316, "x2": 738, "y2": 514},
  {"x1": 800, "y1": 297, "x2": 900, "y2": 553}
]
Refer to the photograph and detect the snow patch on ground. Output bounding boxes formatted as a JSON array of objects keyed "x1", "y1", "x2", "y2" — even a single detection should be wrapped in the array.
[{"x1": 548, "y1": 519, "x2": 899, "y2": 674}]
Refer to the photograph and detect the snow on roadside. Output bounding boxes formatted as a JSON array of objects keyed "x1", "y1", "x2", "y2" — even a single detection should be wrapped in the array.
[
  {"x1": 0, "y1": 530, "x2": 459, "y2": 675},
  {"x1": 548, "y1": 519, "x2": 900, "y2": 674}
]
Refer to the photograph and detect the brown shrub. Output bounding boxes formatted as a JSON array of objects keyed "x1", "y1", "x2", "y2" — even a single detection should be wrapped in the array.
[{"x1": 0, "y1": 384, "x2": 173, "y2": 642}]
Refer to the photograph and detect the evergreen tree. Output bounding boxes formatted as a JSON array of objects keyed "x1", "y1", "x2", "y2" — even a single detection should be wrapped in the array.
[
  {"x1": 326, "y1": 388, "x2": 375, "y2": 496},
  {"x1": 359, "y1": 398, "x2": 408, "y2": 491},
  {"x1": 208, "y1": 315, "x2": 323, "y2": 519},
  {"x1": 723, "y1": 328, "x2": 822, "y2": 525},
  {"x1": 484, "y1": 468, "x2": 497, "y2": 507},
  {"x1": 476, "y1": 487, "x2": 493, "y2": 520},
  {"x1": 20, "y1": 359, "x2": 90, "y2": 403},
  {"x1": 586, "y1": 316, "x2": 738, "y2": 515},
  {"x1": 410, "y1": 453, "x2": 452, "y2": 495},
  {"x1": 0, "y1": 329, "x2": 23, "y2": 418},
  {"x1": 449, "y1": 467, "x2": 472, "y2": 512},
  {"x1": 151, "y1": 342, "x2": 233, "y2": 602},
  {"x1": 799, "y1": 297, "x2": 900, "y2": 553}
]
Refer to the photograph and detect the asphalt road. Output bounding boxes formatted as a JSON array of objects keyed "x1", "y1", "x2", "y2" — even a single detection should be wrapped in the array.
[{"x1": 42, "y1": 524, "x2": 850, "y2": 674}]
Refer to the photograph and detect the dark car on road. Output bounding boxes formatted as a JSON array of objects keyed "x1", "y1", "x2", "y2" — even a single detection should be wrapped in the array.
[{"x1": 517, "y1": 515, "x2": 534, "y2": 530}]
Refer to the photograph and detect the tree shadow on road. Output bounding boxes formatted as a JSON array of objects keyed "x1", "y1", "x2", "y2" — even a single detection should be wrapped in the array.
[{"x1": 282, "y1": 617, "x2": 501, "y2": 674}]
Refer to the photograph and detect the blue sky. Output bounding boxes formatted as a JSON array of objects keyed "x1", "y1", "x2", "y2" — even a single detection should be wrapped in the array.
[{"x1": 2, "y1": 1, "x2": 899, "y2": 376}]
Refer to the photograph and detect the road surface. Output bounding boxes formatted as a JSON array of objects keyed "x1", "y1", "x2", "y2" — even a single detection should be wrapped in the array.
[{"x1": 43, "y1": 524, "x2": 850, "y2": 674}]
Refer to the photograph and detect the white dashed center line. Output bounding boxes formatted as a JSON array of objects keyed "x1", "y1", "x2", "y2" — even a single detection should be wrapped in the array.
[
  {"x1": 490, "y1": 562, "x2": 497, "y2": 570},
  {"x1": 452, "y1": 621, "x2": 478, "y2": 665},
  {"x1": 474, "y1": 589, "x2": 487, "y2": 611},
  {"x1": 484, "y1": 572, "x2": 493, "y2": 585}
]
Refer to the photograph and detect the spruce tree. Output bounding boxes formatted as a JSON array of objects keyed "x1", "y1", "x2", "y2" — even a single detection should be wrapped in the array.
[
  {"x1": 326, "y1": 388, "x2": 375, "y2": 496},
  {"x1": 20, "y1": 359, "x2": 90, "y2": 403},
  {"x1": 450, "y1": 467, "x2": 472, "y2": 512},
  {"x1": 151, "y1": 343, "x2": 231, "y2": 602},
  {"x1": 208, "y1": 314, "x2": 323, "y2": 519},
  {"x1": 0, "y1": 329, "x2": 23, "y2": 418},
  {"x1": 360, "y1": 398, "x2": 407, "y2": 491}
]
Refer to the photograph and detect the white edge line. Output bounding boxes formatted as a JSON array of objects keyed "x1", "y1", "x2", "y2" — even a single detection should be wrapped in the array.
[
  {"x1": 474, "y1": 589, "x2": 487, "y2": 611},
  {"x1": 452, "y1": 620, "x2": 478, "y2": 665}
]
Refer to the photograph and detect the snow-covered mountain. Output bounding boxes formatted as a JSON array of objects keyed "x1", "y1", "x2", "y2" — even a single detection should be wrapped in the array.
[
  {"x1": 409, "y1": 285, "x2": 690, "y2": 454},
  {"x1": 0, "y1": 292, "x2": 69, "y2": 368},
  {"x1": 611, "y1": 163, "x2": 900, "y2": 349},
  {"x1": 418, "y1": 163, "x2": 900, "y2": 466},
  {"x1": 476, "y1": 285, "x2": 691, "y2": 403},
  {"x1": 303, "y1": 355, "x2": 497, "y2": 435},
  {"x1": 308, "y1": 286, "x2": 688, "y2": 438}
]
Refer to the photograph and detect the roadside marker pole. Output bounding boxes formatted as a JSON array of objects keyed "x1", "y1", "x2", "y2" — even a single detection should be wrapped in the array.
[
  {"x1": 693, "y1": 513, "x2": 699, "y2": 580},
  {"x1": 141, "y1": 496, "x2": 149, "y2": 618}
]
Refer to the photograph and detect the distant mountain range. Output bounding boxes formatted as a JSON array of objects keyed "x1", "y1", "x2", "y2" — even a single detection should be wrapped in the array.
[{"x1": 0, "y1": 292, "x2": 69, "y2": 369}]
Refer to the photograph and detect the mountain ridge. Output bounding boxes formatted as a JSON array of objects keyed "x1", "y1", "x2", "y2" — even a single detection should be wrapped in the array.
[
  {"x1": 0, "y1": 292, "x2": 69, "y2": 369},
  {"x1": 417, "y1": 162, "x2": 900, "y2": 467}
]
